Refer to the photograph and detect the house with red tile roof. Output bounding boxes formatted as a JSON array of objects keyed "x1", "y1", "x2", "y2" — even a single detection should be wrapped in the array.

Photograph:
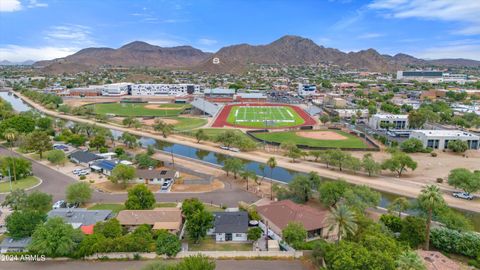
[{"x1": 256, "y1": 200, "x2": 336, "y2": 241}]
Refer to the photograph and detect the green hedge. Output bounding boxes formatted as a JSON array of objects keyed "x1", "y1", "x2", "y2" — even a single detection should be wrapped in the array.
[{"x1": 430, "y1": 227, "x2": 480, "y2": 258}]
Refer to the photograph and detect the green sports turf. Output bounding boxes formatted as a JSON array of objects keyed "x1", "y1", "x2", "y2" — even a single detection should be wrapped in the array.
[
  {"x1": 226, "y1": 106, "x2": 305, "y2": 128},
  {"x1": 170, "y1": 117, "x2": 208, "y2": 131},
  {"x1": 252, "y1": 130, "x2": 369, "y2": 148},
  {"x1": 90, "y1": 103, "x2": 190, "y2": 117}
]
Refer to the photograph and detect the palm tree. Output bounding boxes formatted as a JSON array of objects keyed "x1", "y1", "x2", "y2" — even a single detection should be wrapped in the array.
[
  {"x1": 240, "y1": 170, "x2": 250, "y2": 191},
  {"x1": 267, "y1": 157, "x2": 277, "y2": 200},
  {"x1": 418, "y1": 185, "x2": 445, "y2": 250},
  {"x1": 388, "y1": 197, "x2": 410, "y2": 218},
  {"x1": 4, "y1": 129, "x2": 18, "y2": 182},
  {"x1": 325, "y1": 203, "x2": 358, "y2": 244}
]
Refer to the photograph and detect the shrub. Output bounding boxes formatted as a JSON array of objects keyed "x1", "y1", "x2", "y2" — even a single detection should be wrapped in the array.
[
  {"x1": 399, "y1": 216, "x2": 426, "y2": 248},
  {"x1": 380, "y1": 214, "x2": 402, "y2": 233},
  {"x1": 430, "y1": 227, "x2": 480, "y2": 258},
  {"x1": 431, "y1": 152, "x2": 437, "y2": 157},
  {"x1": 79, "y1": 175, "x2": 86, "y2": 180},
  {"x1": 400, "y1": 138, "x2": 424, "y2": 153},
  {"x1": 436, "y1": 178, "x2": 443, "y2": 183}
]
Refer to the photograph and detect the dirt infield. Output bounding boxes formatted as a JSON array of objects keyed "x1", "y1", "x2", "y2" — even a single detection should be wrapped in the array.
[
  {"x1": 143, "y1": 104, "x2": 182, "y2": 110},
  {"x1": 212, "y1": 103, "x2": 317, "y2": 129},
  {"x1": 296, "y1": 131, "x2": 348, "y2": 140}
]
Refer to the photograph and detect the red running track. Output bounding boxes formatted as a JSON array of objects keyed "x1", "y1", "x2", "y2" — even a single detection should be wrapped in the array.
[{"x1": 211, "y1": 103, "x2": 317, "y2": 129}]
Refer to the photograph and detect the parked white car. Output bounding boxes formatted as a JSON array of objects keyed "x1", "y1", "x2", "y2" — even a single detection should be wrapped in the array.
[
  {"x1": 52, "y1": 200, "x2": 66, "y2": 209},
  {"x1": 452, "y1": 192, "x2": 474, "y2": 200}
]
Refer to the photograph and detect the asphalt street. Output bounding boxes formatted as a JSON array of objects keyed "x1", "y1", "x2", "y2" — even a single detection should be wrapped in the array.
[{"x1": 0, "y1": 147, "x2": 259, "y2": 207}]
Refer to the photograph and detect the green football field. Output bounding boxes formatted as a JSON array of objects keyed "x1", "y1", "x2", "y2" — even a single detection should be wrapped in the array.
[
  {"x1": 226, "y1": 106, "x2": 305, "y2": 128},
  {"x1": 90, "y1": 103, "x2": 190, "y2": 117}
]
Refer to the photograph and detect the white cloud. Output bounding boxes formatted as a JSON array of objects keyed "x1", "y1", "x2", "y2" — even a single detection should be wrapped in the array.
[
  {"x1": 368, "y1": 0, "x2": 480, "y2": 35},
  {"x1": 198, "y1": 38, "x2": 217, "y2": 46},
  {"x1": 44, "y1": 24, "x2": 96, "y2": 46},
  {"x1": 414, "y1": 44, "x2": 480, "y2": 60},
  {"x1": 0, "y1": 0, "x2": 21, "y2": 12},
  {"x1": 27, "y1": 0, "x2": 47, "y2": 8},
  {"x1": 357, "y1": 33, "x2": 384, "y2": 39},
  {"x1": 0, "y1": 45, "x2": 78, "y2": 61}
]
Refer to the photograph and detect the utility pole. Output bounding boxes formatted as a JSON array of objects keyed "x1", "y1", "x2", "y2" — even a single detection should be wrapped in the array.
[{"x1": 8, "y1": 165, "x2": 12, "y2": 193}]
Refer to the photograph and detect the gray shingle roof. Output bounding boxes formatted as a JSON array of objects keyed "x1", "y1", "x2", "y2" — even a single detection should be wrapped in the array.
[
  {"x1": 213, "y1": 211, "x2": 249, "y2": 234},
  {"x1": 0, "y1": 237, "x2": 31, "y2": 248},
  {"x1": 69, "y1": 150, "x2": 102, "y2": 163},
  {"x1": 47, "y1": 208, "x2": 112, "y2": 226}
]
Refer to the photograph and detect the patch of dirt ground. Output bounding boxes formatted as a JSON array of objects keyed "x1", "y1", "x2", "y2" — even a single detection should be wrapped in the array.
[
  {"x1": 171, "y1": 179, "x2": 224, "y2": 192},
  {"x1": 296, "y1": 131, "x2": 348, "y2": 140}
]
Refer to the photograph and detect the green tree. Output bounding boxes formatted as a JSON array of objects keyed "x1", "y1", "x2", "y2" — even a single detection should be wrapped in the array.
[
  {"x1": 281, "y1": 142, "x2": 302, "y2": 162},
  {"x1": 186, "y1": 209, "x2": 214, "y2": 244},
  {"x1": 417, "y1": 185, "x2": 445, "y2": 250},
  {"x1": 288, "y1": 174, "x2": 315, "y2": 203},
  {"x1": 154, "y1": 120, "x2": 174, "y2": 138},
  {"x1": 0, "y1": 156, "x2": 31, "y2": 181},
  {"x1": 382, "y1": 151, "x2": 417, "y2": 177},
  {"x1": 135, "y1": 153, "x2": 160, "y2": 169},
  {"x1": 122, "y1": 116, "x2": 136, "y2": 127},
  {"x1": 325, "y1": 204, "x2": 358, "y2": 243},
  {"x1": 361, "y1": 153, "x2": 381, "y2": 176},
  {"x1": 156, "y1": 230, "x2": 181, "y2": 257},
  {"x1": 282, "y1": 222, "x2": 307, "y2": 246},
  {"x1": 309, "y1": 150, "x2": 322, "y2": 162},
  {"x1": 266, "y1": 157, "x2": 277, "y2": 200},
  {"x1": 388, "y1": 197, "x2": 410, "y2": 218},
  {"x1": 318, "y1": 181, "x2": 349, "y2": 207},
  {"x1": 6, "y1": 210, "x2": 46, "y2": 239},
  {"x1": 181, "y1": 198, "x2": 204, "y2": 218},
  {"x1": 399, "y1": 216, "x2": 426, "y2": 248},
  {"x1": 222, "y1": 157, "x2": 244, "y2": 179},
  {"x1": 343, "y1": 185, "x2": 381, "y2": 213},
  {"x1": 328, "y1": 149, "x2": 351, "y2": 171},
  {"x1": 447, "y1": 140, "x2": 468, "y2": 153},
  {"x1": 194, "y1": 129, "x2": 209, "y2": 143},
  {"x1": 66, "y1": 182, "x2": 92, "y2": 205},
  {"x1": 214, "y1": 130, "x2": 238, "y2": 148},
  {"x1": 408, "y1": 110, "x2": 428, "y2": 129},
  {"x1": 36, "y1": 117, "x2": 53, "y2": 131},
  {"x1": 125, "y1": 184, "x2": 156, "y2": 210},
  {"x1": 110, "y1": 164, "x2": 136, "y2": 187},
  {"x1": 25, "y1": 130, "x2": 52, "y2": 159},
  {"x1": 247, "y1": 227, "x2": 262, "y2": 241},
  {"x1": 121, "y1": 133, "x2": 138, "y2": 148},
  {"x1": 25, "y1": 191, "x2": 53, "y2": 213},
  {"x1": 94, "y1": 218, "x2": 123, "y2": 238},
  {"x1": 29, "y1": 217, "x2": 83, "y2": 257},
  {"x1": 89, "y1": 135, "x2": 106, "y2": 150},
  {"x1": 46, "y1": 149, "x2": 66, "y2": 165},
  {"x1": 448, "y1": 168, "x2": 480, "y2": 194},
  {"x1": 396, "y1": 250, "x2": 427, "y2": 270},
  {"x1": 1, "y1": 189, "x2": 27, "y2": 210},
  {"x1": 400, "y1": 138, "x2": 425, "y2": 153}
]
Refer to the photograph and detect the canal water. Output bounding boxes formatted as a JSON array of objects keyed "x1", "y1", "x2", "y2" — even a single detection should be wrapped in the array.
[{"x1": 2, "y1": 91, "x2": 480, "y2": 231}]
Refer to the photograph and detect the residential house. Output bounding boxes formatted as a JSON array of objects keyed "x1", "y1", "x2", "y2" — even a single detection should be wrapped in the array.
[
  {"x1": 69, "y1": 150, "x2": 102, "y2": 166},
  {"x1": 47, "y1": 208, "x2": 113, "y2": 231},
  {"x1": 257, "y1": 200, "x2": 335, "y2": 241},
  {"x1": 0, "y1": 237, "x2": 31, "y2": 253},
  {"x1": 90, "y1": 159, "x2": 118, "y2": 176},
  {"x1": 116, "y1": 208, "x2": 182, "y2": 233},
  {"x1": 208, "y1": 211, "x2": 249, "y2": 242},
  {"x1": 135, "y1": 169, "x2": 179, "y2": 185}
]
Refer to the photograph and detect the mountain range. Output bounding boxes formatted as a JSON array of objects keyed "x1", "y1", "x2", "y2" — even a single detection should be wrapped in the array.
[
  {"x1": 33, "y1": 35, "x2": 480, "y2": 74},
  {"x1": 0, "y1": 60, "x2": 35, "y2": 66}
]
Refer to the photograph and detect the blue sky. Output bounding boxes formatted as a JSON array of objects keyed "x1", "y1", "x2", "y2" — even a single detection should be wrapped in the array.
[{"x1": 1, "y1": 0, "x2": 479, "y2": 61}]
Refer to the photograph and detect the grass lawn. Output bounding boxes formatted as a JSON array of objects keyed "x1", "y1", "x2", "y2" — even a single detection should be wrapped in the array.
[
  {"x1": 0, "y1": 176, "x2": 40, "y2": 193},
  {"x1": 252, "y1": 130, "x2": 369, "y2": 148},
  {"x1": 90, "y1": 103, "x2": 190, "y2": 117},
  {"x1": 187, "y1": 238, "x2": 252, "y2": 251},
  {"x1": 226, "y1": 105, "x2": 305, "y2": 128},
  {"x1": 155, "y1": 202, "x2": 178, "y2": 208},
  {"x1": 88, "y1": 203, "x2": 125, "y2": 214},
  {"x1": 170, "y1": 117, "x2": 208, "y2": 131}
]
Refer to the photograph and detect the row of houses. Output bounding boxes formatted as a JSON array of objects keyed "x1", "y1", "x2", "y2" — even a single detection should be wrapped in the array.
[{"x1": 0, "y1": 199, "x2": 336, "y2": 253}]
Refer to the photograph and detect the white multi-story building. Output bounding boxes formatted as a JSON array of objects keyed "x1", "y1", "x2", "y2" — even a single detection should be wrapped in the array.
[
  {"x1": 396, "y1": 70, "x2": 468, "y2": 84},
  {"x1": 131, "y1": 84, "x2": 200, "y2": 96},
  {"x1": 101, "y1": 83, "x2": 130, "y2": 96},
  {"x1": 297, "y1": 84, "x2": 317, "y2": 96},
  {"x1": 409, "y1": 130, "x2": 479, "y2": 150},
  {"x1": 368, "y1": 114, "x2": 409, "y2": 130}
]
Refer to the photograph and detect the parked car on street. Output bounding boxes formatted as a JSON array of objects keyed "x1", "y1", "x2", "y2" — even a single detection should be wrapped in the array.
[
  {"x1": 52, "y1": 200, "x2": 67, "y2": 209},
  {"x1": 452, "y1": 192, "x2": 474, "y2": 200}
]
